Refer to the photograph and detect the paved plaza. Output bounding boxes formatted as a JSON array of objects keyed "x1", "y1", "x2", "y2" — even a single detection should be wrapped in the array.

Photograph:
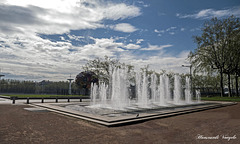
[{"x1": 0, "y1": 97, "x2": 239, "y2": 144}]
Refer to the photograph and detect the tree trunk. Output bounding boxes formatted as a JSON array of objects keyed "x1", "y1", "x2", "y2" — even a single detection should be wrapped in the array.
[
  {"x1": 220, "y1": 69, "x2": 224, "y2": 97},
  {"x1": 227, "y1": 73, "x2": 232, "y2": 97},
  {"x1": 236, "y1": 74, "x2": 239, "y2": 97}
]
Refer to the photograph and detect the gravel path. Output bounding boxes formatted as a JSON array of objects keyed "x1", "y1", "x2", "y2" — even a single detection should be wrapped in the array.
[{"x1": 0, "y1": 103, "x2": 239, "y2": 144}]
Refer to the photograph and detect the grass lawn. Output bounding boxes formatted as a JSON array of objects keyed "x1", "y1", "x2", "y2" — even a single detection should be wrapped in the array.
[
  {"x1": 2, "y1": 94, "x2": 86, "y2": 98},
  {"x1": 201, "y1": 96, "x2": 240, "y2": 102},
  {"x1": 2, "y1": 94, "x2": 239, "y2": 102}
]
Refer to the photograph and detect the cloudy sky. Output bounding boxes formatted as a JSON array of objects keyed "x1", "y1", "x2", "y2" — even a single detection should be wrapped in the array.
[{"x1": 0, "y1": 0, "x2": 240, "y2": 81}]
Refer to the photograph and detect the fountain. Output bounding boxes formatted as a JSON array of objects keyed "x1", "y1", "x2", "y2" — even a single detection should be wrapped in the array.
[
  {"x1": 150, "y1": 73, "x2": 157, "y2": 103},
  {"x1": 33, "y1": 66, "x2": 236, "y2": 126},
  {"x1": 90, "y1": 83, "x2": 98, "y2": 106},
  {"x1": 195, "y1": 89, "x2": 201, "y2": 102},
  {"x1": 136, "y1": 71, "x2": 149, "y2": 107},
  {"x1": 90, "y1": 66, "x2": 199, "y2": 110},
  {"x1": 110, "y1": 67, "x2": 130, "y2": 109},
  {"x1": 158, "y1": 74, "x2": 167, "y2": 106},
  {"x1": 173, "y1": 75, "x2": 183, "y2": 104},
  {"x1": 185, "y1": 76, "x2": 192, "y2": 104}
]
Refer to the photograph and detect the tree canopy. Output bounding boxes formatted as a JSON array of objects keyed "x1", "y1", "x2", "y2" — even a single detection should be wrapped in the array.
[
  {"x1": 189, "y1": 15, "x2": 240, "y2": 97},
  {"x1": 75, "y1": 71, "x2": 98, "y2": 89},
  {"x1": 81, "y1": 56, "x2": 134, "y2": 83}
]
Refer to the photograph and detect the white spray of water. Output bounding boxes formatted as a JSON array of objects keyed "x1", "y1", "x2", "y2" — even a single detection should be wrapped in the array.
[
  {"x1": 165, "y1": 75, "x2": 171, "y2": 102},
  {"x1": 174, "y1": 75, "x2": 182, "y2": 104},
  {"x1": 99, "y1": 83, "x2": 108, "y2": 106},
  {"x1": 196, "y1": 89, "x2": 201, "y2": 103},
  {"x1": 90, "y1": 67, "x2": 200, "y2": 109},
  {"x1": 185, "y1": 76, "x2": 192, "y2": 103},
  {"x1": 136, "y1": 71, "x2": 149, "y2": 107},
  {"x1": 111, "y1": 67, "x2": 130, "y2": 109},
  {"x1": 158, "y1": 75, "x2": 166, "y2": 106},
  {"x1": 150, "y1": 73, "x2": 157, "y2": 103},
  {"x1": 90, "y1": 83, "x2": 98, "y2": 105}
]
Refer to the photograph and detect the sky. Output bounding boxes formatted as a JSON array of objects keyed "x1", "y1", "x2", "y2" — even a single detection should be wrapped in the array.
[{"x1": 0, "y1": 0, "x2": 240, "y2": 81}]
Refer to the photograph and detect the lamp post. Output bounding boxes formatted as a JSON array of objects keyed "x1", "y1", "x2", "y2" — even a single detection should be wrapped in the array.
[
  {"x1": 0, "y1": 69, "x2": 4, "y2": 80},
  {"x1": 0, "y1": 74, "x2": 4, "y2": 79},
  {"x1": 182, "y1": 65, "x2": 193, "y2": 92},
  {"x1": 67, "y1": 75, "x2": 74, "y2": 95},
  {"x1": 0, "y1": 70, "x2": 5, "y2": 93}
]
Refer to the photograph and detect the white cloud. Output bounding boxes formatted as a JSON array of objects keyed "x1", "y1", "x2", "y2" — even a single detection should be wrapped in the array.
[
  {"x1": 166, "y1": 27, "x2": 177, "y2": 31},
  {"x1": 141, "y1": 44, "x2": 173, "y2": 51},
  {"x1": 0, "y1": 30, "x2": 189, "y2": 80},
  {"x1": 190, "y1": 27, "x2": 200, "y2": 32},
  {"x1": 180, "y1": 28, "x2": 185, "y2": 31},
  {"x1": 154, "y1": 27, "x2": 178, "y2": 36},
  {"x1": 103, "y1": 3, "x2": 141, "y2": 20},
  {"x1": 118, "y1": 49, "x2": 190, "y2": 74},
  {"x1": 0, "y1": 0, "x2": 191, "y2": 81},
  {"x1": 67, "y1": 34, "x2": 84, "y2": 41},
  {"x1": 0, "y1": 0, "x2": 143, "y2": 80},
  {"x1": 0, "y1": 33, "x2": 128, "y2": 81},
  {"x1": 110, "y1": 23, "x2": 138, "y2": 33},
  {"x1": 137, "y1": 1, "x2": 150, "y2": 8},
  {"x1": 154, "y1": 29, "x2": 164, "y2": 37},
  {"x1": 177, "y1": 6, "x2": 240, "y2": 19},
  {"x1": 125, "y1": 43, "x2": 141, "y2": 50},
  {"x1": 136, "y1": 39, "x2": 144, "y2": 44},
  {"x1": 154, "y1": 29, "x2": 164, "y2": 33},
  {"x1": 92, "y1": 37, "x2": 124, "y2": 52},
  {"x1": 60, "y1": 36, "x2": 65, "y2": 41},
  {"x1": 154, "y1": 29, "x2": 160, "y2": 33},
  {"x1": 0, "y1": 0, "x2": 141, "y2": 35}
]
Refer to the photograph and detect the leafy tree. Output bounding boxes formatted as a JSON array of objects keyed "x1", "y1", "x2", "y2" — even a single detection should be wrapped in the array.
[
  {"x1": 75, "y1": 71, "x2": 98, "y2": 95},
  {"x1": 82, "y1": 56, "x2": 134, "y2": 83},
  {"x1": 227, "y1": 27, "x2": 240, "y2": 96},
  {"x1": 221, "y1": 16, "x2": 240, "y2": 97},
  {"x1": 189, "y1": 15, "x2": 240, "y2": 97}
]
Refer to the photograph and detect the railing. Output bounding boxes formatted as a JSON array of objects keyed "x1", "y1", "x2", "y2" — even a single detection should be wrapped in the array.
[{"x1": 10, "y1": 96, "x2": 90, "y2": 104}]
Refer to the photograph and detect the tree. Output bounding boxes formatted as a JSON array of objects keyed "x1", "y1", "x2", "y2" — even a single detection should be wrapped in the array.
[
  {"x1": 82, "y1": 56, "x2": 134, "y2": 83},
  {"x1": 221, "y1": 16, "x2": 240, "y2": 97},
  {"x1": 231, "y1": 31, "x2": 240, "y2": 96},
  {"x1": 189, "y1": 16, "x2": 240, "y2": 97},
  {"x1": 75, "y1": 71, "x2": 98, "y2": 95}
]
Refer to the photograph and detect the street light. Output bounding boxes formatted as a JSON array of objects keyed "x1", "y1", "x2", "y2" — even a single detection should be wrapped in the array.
[
  {"x1": 0, "y1": 69, "x2": 4, "y2": 79},
  {"x1": 182, "y1": 65, "x2": 193, "y2": 92},
  {"x1": 182, "y1": 65, "x2": 192, "y2": 76},
  {"x1": 0, "y1": 74, "x2": 4, "y2": 79},
  {"x1": 67, "y1": 74, "x2": 74, "y2": 95},
  {"x1": 0, "y1": 69, "x2": 5, "y2": 94}
]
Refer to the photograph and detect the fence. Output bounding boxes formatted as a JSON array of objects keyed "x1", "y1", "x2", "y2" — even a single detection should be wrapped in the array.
[{"x1": 10, "y1": 96, "x2": 90, "y2": 104}]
